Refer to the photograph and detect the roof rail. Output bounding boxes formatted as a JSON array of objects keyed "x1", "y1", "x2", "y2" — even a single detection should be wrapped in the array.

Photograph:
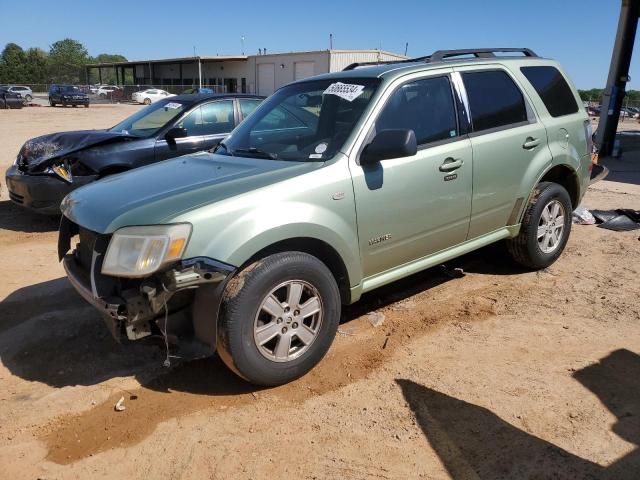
[
  {"x1": 429, "y1": 48, "x2": 538, "y2": 62},
  {"x1": 342, "y1": 47, "x2": 538, "y2": 71}
]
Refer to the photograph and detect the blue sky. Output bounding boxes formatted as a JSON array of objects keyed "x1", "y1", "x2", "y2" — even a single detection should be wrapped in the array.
[{"x1": 0, "y1": 0, "x2": 634, "y2": 89}]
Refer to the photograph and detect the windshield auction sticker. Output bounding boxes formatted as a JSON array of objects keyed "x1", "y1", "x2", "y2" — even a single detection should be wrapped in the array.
[
  {"x1": 323, "y1": 83, "x2": 365, "y2": 102},
  {"x1": 164, "y1": 102, "x2": 182, "y2": 110}
]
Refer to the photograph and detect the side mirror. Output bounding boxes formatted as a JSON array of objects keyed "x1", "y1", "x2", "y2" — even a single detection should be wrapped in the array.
[
  {"x1": 360, "y1": 129, "x2": 417, "y2": 165},
  {"x1": 165, "y1": 127, "x2": 188, "y2": 142}
]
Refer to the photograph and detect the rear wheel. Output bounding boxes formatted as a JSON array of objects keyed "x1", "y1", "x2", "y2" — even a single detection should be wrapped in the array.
[
  {"x1": 24, "y1": 94, "x2": 32, "y2": 102},
  {"x1": 506, "y1": 182, "x2": 572, "y2": 269},
  {"x1": 217, "y1": 252, "x2": 341, "y2": 386}
]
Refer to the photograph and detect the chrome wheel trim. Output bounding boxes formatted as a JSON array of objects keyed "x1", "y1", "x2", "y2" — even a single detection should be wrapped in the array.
[
  {"x1": 537, "y1": 199, "x2": 566, "y2": 254},
  {"x1": 253, "y1": 280, "x2": 323, "y2": 363}
]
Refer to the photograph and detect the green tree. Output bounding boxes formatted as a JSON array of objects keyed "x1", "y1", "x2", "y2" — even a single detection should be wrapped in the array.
[
  {"x1": 0, "y1": 42, "x2": 27, "y2": 83},
  {"x1": 48, "y1": 38, "x2": 90, "y2": 84},
  {"x1": 23, "y1": 48, "x2": 49, "y2": 84}
]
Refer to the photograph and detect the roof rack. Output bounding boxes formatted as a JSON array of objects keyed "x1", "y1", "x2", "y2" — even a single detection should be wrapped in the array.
[{"x1": 342, "y1": 48, "x2": 538, "y2": 71}]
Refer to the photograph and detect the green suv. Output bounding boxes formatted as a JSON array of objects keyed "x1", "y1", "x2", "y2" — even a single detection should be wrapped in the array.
[{"x1": 59, "y1": 48, "x2": 592, "y2": 386}]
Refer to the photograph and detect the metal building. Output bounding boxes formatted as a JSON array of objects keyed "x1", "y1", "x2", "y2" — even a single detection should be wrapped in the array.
[{"x1": 85, "y1": 49, "x2": 407, "y2": 96}]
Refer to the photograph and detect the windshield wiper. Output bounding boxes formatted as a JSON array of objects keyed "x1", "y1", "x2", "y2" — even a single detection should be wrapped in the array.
[
  {"x1": 233, "y1": 147, "x2": 277, "y2": 160},
  {"x1": 214, "y1": 140, "x2": 234, "y2": 156}
]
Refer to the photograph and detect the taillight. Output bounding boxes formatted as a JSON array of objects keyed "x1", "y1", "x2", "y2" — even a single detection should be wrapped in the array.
[{"x1": 584, "y1": 120, "x2": 594, "y2": 155}]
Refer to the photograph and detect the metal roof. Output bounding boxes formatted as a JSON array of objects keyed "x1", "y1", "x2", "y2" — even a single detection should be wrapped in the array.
[{"x1": 86, "y1": 55, "x2": 248, "y2": 67}]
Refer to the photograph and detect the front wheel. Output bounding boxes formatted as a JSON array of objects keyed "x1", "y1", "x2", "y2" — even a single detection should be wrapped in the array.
[
  {"x1": 506, "y1": 182, "x2": 572, "y2": 269},
  {"x1": 49, "y1": 98, "x2": 56, "y2": 107},
  {"x1": 143, "y1": 98, "x2": 151, "y2": 105},
  {"x1": 217, "y1": 252, "x2": 341, "y2": 386},
  {"x1": 24, "y1": 94, "x2": 32, "y2": 102}
]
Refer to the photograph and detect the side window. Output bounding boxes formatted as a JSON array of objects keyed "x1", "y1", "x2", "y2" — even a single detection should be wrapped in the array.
[
  {"x1": 462, "y1": 70, "x2": 528, "y2": 132},
  {"x1": 376, "y1": 76, "x2": 458, "y2": 145},
  {"x1": 176, "y1": 106, "x2": 203, "y2": 136},
  {"x1": 520, "y1": 66, "x2": 579, "y2": 117},
  {"x1": 199, "y1": 101, "x2": 235, "y2": 135},
  {"x1": 239, "y1": 99, "x2": 262, "y2": 119},
  {"x1": 147, "y1": 90, "x2": 157, "y2": 94}
]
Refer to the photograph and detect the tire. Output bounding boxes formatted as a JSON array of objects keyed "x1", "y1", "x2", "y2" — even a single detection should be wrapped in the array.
[
  {"x1": 143, "y1": 98, "x2": 151, "y2": 105},
  {"x1": 25, "y1": 94, "x2": 32, "y2": 102},
  {"x1": 72, "y1": 104, "x2": 77, "y2": 108},
  {"x1": 506, "y1": 182, "x2": 572, "y2": 270},
  {"x1": 217, "y1": 252, "x2": 341, "y2": 386},
  {"x1": 49, "y1": 98, "x2": 56, "y2": 107}
]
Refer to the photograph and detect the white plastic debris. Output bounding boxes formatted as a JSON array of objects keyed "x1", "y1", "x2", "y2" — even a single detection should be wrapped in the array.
[
  {"x1": 572, "y1": 206, "x2": 596, "y2": 225},
  {"x1": 114, "y1": 396, "x2": 126, "y2": 412},
  {"x1": 368, "y1": 312, "x2": 385, "y2": 328}
]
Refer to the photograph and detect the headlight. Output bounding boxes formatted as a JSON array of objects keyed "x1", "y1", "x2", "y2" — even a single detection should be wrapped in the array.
[{"x1": 102, "y1": 224, "x2": 192, "y2": 277}]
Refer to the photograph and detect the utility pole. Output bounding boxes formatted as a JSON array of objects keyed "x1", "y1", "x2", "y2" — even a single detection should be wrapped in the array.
[
  {"x1": 596, "y1": 0, "x2": 640, "y2": 156},
  {"x1": 241, "y1": 36, "x2": 245, "y2": 55},
  {"x1": 330, "y1": 33, "x2": 333, "y2": 50},
  {"x1": 404, "y1": 42, "x2": 409, "y2": 56}
]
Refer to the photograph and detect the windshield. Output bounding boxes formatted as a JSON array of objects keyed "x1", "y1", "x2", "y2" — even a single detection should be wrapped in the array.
[
  {"x1": 109, "y1": 99, "x2": 189, "y2": 137},
  {"x1": 60, "y1": 85, "x2": 81, "y2": 93},
  {"x1": 219, "y1": 78, "x2": 380, "y2": 161}
]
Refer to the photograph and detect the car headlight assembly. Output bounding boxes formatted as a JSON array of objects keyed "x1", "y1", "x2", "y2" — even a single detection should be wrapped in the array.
[{"x1": 101, "y1": 224, "x2": 192, "y2": 278}]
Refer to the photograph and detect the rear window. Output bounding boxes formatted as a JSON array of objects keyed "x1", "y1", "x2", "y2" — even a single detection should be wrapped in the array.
[
  {"x1": 461, "y1": 70, "x2": 528, "y2": 132},
  {"x1": 520, "y1": 66, "x2": 579, "y2": 117}
]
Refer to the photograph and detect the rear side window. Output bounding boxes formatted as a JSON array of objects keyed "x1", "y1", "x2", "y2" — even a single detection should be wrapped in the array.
[
  {"x1": 376, "y1": 76, "x2": 458, "y2": 145},
  {"x1": 462, "y1": 70, "x2": 528, "y2": 132},
  {"x1": 520, "y1": 66, "x2": 579, "y2": 117}
]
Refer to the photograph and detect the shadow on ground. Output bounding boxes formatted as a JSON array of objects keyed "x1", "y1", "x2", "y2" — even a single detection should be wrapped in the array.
[
  {"x1": 0, "y1": 244, "x2": 525, "y2": 394},
  {"x1": 397, "y1": 349, "x2": 640, "y2": 479},
  {"x1": 600, "y1": 133, "x2": 640, "y2": 187},
  {"x1": 0, "y1": 200, "x2": 59, "y2": 233}
]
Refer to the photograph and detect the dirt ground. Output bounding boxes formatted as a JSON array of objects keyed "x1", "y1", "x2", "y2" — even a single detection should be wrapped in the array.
[{"x1": 0, "y1": 105, "x2": 639, "y2": 479}]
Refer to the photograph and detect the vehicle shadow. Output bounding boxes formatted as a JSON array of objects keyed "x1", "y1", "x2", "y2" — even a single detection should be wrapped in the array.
[
  {"x1": 0, "y1": 244, "x2": 523, "y2": 393},
  {"x1": 397, "y1": 348, "x2": 640, "y2": 479},
  {"x1": 0, "y1": 200, "x2": 59, "y2": 233}
]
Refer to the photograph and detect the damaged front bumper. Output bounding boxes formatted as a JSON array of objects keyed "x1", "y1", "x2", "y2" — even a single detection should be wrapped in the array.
[
  {"x1": 61, "y1": 225, "x2": 236, "y2": 351},
  {"x1": 6, "y1": 164, "x2": 98, "y2": 215}
]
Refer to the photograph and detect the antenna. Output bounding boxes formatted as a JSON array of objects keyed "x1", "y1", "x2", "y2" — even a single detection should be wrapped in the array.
[
  {"x1": 241, "y1": 36, "x2": 245, "y2": 55},
  {"x1": 404, "y1": 42, "x2": 408, "y2": 56}
]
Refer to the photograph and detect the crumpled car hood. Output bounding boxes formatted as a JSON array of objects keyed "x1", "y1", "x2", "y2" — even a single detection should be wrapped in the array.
[
  {"x1": 18, "y1": 130, "x2": 134, "y2": 171},
  {"x1": 61, "y1": 152, "x2": 322, "y2": 234}
]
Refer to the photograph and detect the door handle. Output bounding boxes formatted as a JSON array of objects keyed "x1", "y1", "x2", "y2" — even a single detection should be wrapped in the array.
[
  {"x1": 522, "y1": 137, "x2": 540, "y2": 150},
  {"x1": 439, "y1": 157, "x2": 464, "y2": 172}
]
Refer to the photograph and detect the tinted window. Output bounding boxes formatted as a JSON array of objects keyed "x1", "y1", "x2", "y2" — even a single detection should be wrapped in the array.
[
  {"x1": 239, "y1": 98, "x2": 262, "y2": 119},
  {"x1": 198, "y1": 101, "x2": 235, "y2": 135},
  {"x1": 462, "y1": 70, "x2": 528, "y2": 132},
  {"x1": 255, "y1": 105, "x2": 306, "y2": 130},
  {"x1": 376, "y1": 76, "x2": 458, "y2": 145},
  {"x1": 521, "y1": 66, "x2": 579, "y2": 117}
]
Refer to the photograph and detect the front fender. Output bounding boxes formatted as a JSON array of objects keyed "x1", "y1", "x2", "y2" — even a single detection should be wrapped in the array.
[{"x1": 180, "y1": 160, "x2": 362, "y2": 287}]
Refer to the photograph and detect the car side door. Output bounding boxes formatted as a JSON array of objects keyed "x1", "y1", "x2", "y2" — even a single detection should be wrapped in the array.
[
  {"x1": 350, "y1": 72, "x2": 474, "y2": 278},
  {"x1": 454, "y1": 66, "x2": 552, "y2": 239},
  {"x1": 154, "y1": 105, "x2": 205, "y2": 161},
  {"x1": 198, "y1": 99, "x2": 237, "y2": 150}
]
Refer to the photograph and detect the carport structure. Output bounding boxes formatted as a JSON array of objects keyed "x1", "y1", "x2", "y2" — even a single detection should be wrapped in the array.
[
  {"x1": 597, "y1": 0, "x2": 640, "y2": 156},
  {"x1": 85, "y1": 55, "x2": 248, "y2": 93}
]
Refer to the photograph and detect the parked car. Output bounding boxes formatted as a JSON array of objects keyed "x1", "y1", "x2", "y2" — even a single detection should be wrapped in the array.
[
  {"x1": 7, "y1": 85, "x2": 33, "y2": 102},
  {"x1": 58, "y1": 48, "x2": 591, "y2": 387},
  {"x1": 96, "y1": 85, "x2": 120, "y2": 97},
  {"x1": 132, "y1": 88, "x2": 174, "y2": 104},
  {"x1": 49, "y1": 85, "x2": 90, "y2": 107},
  {"x1": 183, "y1": 87, "x2": 214, "y2": 94},
  {"x1": 0, "y1": 86, "x2": 24, "y2": 109},
  {"x1": 586, "y1": 106, "x2": 600, "y2": 117},
  {"x1": 6, "y1": 94, "x2": 264, "y2": 214}
]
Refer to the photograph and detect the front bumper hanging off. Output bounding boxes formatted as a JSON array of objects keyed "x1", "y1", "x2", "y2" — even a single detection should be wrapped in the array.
[{"x1": 62, "y1": 243, "x2": 236, "y2": 349}]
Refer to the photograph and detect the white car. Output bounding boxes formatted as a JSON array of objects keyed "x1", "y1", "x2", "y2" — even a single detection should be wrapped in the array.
[
  {"x1": 131, "y1": 89, "x2": 174, "y2": 105},
  {"x1": 7, "y1": 85, "x2": 33, "y2": 102},
  {"x1": 97, "y1": 85, "x2": 120, "y2": 97}
]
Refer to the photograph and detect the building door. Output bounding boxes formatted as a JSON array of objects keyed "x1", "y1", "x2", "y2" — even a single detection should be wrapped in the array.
[
  {"x1": 258, "y1": 63, "x2": 275, "y2": 96},
  {"x1": 294, "y1": 61, "x2": 315, "y2": 81}
]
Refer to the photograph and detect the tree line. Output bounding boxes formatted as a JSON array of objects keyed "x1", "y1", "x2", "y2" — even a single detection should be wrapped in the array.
[
  {"x1": 0, "y1": 39, "x2": 126, "y2": 85},
  {"x1": 579, "y1": 88, "x2": 640, "y2": 106}
]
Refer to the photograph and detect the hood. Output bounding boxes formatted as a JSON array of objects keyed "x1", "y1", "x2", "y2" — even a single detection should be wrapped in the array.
[
  {"x1": 18, "y1": 130, "x2": 134, "y2": 171},
  {"x1": 61, "y1": 152, "x2": 322, "y2": 233}
]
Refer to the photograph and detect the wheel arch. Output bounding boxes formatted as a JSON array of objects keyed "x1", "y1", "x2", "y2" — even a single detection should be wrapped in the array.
[
  {"x1": 538, "y1": 164, "x2": 580, "y2": 209},
  {"x1": 242, "y1": 237, "x2": 352, "y2": 304}
]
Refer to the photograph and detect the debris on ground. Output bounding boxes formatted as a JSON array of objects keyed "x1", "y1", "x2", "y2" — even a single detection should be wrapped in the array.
[
  {"x1": 114, "y1": 396, "x2": 126, "y2": 412},
  {"x1": 572, "y1": 206, "x2": 596, "y2": 225},
  {"x1": 440, "y1": 265, "x2": 465, "y2": 278},
  {"x1": 368, "y1": 312, "x2": 385, "y2": 328},
  {"x1": 591, "y1": 209, "x2": 640, "y2": 231}
]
